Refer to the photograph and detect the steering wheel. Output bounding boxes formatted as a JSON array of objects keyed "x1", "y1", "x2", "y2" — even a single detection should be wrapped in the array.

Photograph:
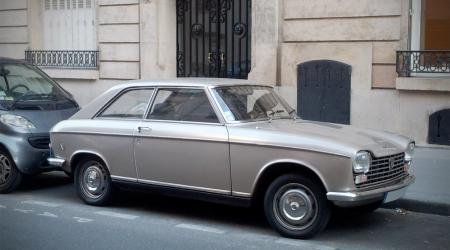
[{"x1": 10, "y1": 84, "x2": 30, "y2": 93}]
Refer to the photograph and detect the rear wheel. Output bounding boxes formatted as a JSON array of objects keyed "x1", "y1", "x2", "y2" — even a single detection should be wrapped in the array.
[
  {"x1": 264, "y1": 174, "x2": 331, "y2": 239},
  {"x1": 75, "y1": 158, "x2": 115, "y2": 206},
  {"x1": 0, "y1": 149, "x2": 23, "y2": 194}
]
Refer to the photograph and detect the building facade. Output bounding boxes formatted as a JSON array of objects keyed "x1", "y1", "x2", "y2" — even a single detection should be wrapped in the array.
[{"x1": 0, "y1": 0, "x2": 449, "y2": 147}]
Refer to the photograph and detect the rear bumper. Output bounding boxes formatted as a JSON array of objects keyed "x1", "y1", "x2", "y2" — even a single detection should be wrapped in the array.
[
  {"x1": 47, "y1": 157, "x2": 65, "y2": 167},
  {"x1": 327, "y1": 175, "x2": 415, "y2": 206}
]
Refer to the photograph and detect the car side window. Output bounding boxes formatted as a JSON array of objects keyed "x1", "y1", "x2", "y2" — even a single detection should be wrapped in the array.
[
  {"x1": 98, "y1": 88, "x2": 154, "y2": 119},
  {"x1": 148, "y1": 88, "x2": 219, "y2": 123}
]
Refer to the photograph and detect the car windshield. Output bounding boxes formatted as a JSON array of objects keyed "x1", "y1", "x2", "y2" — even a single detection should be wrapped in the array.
[
  {"x1": 0, "y1": 63, "x2": 72, "y2": 110},
  {"x1": 212, "y1": 85, "x2": 295, "y2": 122}
]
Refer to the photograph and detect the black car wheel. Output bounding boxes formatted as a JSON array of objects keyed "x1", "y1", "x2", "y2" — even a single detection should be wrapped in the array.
[
  {"x1": 0, "y1": 149, "x2": 23, "y2": 194},
  {"x1": 264, "y1": 174, "x2": 331, "y2": 239},
  {"x1": 75, "y1": 158, "x2": 115, "y2": 206}
]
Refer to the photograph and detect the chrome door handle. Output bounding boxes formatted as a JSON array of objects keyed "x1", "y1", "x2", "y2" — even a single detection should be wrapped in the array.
[{"x1": 137, "y1": 126, "x2": 151, "y2": 133}]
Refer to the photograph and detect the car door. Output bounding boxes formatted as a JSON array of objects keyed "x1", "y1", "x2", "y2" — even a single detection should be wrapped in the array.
[
  {"x1": 134, "y1": 87, "x2": 231, "y2": 194},
  {"x1": 91, "y1": 87, "x2": 154, "y2": 180}
]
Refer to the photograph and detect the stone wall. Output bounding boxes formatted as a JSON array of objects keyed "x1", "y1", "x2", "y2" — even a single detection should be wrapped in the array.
[
  {"x1": 0, "y1": 0, "x2": 28, "y2": 59},
  {"x1": 97, "y1": 0, "x2": 141, "y2": 80},
  {"x1": 277, "y1": 0, "x2": 450, "y2": 146}
]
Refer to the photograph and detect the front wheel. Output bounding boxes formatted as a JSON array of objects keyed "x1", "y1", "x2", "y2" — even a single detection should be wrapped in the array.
[
  {"x1": 75, "y1": 158, "x2": 115, "y2": 206},
  {"x1": 0, "y1": 150, "x2": 23, "y2": 194},
  {"x1": 264, "y1": 174, "x2": 331, "y2": 239}
]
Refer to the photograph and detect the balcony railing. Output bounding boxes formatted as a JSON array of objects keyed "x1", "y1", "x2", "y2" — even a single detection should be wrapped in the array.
[
  {"x1": 396, "y1": 50, "x2": 450, "y2": 77},
  {"x1": 25, "y1": 50, "x2": 99, "y2": 69}
]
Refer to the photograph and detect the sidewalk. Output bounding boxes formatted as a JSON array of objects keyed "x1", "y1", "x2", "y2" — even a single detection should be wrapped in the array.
[{"x1": 383, "y1": 147, "x2": 450, "y2": 216}]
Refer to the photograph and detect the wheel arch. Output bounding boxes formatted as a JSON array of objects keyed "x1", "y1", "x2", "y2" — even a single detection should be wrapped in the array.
[
  {"x1": 251, "y1": 160, "x2": 329, "y2": 205},
  {"x1": 69, "y1": 150, "x2": 110, "y2": 173}
]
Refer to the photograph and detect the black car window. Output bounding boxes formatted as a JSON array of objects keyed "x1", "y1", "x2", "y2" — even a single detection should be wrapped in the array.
[
  {"x1": 148, "y1": 88, "x2": 219, "y2": 123},
  {"x1": 98, "y1": 88, "x2": 154, "y2": 119}
]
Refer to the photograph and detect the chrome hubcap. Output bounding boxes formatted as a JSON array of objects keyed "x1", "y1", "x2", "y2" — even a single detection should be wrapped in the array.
[
  {"x1": 0, "y1": 154, "x2": 12, "y2": 185},
  {"x1": 81, "y1": 164, "x2": 106, "y2": 199},
  {"x1": 273, "y1": 184, "x2": 318, "y2": 231}
]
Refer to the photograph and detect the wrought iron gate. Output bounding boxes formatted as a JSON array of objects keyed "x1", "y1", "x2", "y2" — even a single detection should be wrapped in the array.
[
  {"x1": 176, "y1": 0, "x2": 251, "y2": 79},
  {"x1": 297, "y1": 60, "x2": 351, "y2": 124}
]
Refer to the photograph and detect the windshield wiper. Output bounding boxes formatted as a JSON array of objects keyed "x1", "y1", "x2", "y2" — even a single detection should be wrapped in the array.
[
  {"x1": 267, "y1": 110, "x2": 286, "y2": 121},
  {"x1": 10, "y1": 93, "x2": 53, "y2": 110},
  {"x1": 288, "y1": 109, "x2": 297, "y2": 120}
]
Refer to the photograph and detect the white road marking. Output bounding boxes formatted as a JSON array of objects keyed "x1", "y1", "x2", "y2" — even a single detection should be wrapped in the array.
[
  {"x1": 0, "y1": 205, "x2": 6, "y2": 208},
  {"x1": 37, "y1": 212, "x2": 58, "y2": 218},
  {"x1": 175, "y1": 223, "x2": 225, "y2": 234},
  {"x1": 14, "y1": 209, "x2": 34, "y2": 214},
  {"x1": 94, "y1": 211, "x2": 139, "y2": 220},
  {"x1": 276, "y1": 238, "x2": 338, "y2": 250},
  {"x1": 22, "y1": 200, "x2": 62, "y2": 208},
  {"x1": 73, "y1": 217, "x2": 93, "y2": 223}
]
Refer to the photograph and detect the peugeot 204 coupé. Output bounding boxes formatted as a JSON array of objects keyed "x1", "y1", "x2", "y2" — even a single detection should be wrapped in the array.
[{"x1": 48, "y1": 79, "x2": 415, "y2": 238}]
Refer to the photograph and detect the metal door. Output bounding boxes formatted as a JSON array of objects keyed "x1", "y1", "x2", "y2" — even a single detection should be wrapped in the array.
[
  {"x1": 297, "y1": 60, "x2": 351, "y2": 124},
  {"x1": 428, "y1": 109, "x2": 450, "y2": 146},
  {"x1": 176, "y1": 0, "x2": 251, "y2": 78}
]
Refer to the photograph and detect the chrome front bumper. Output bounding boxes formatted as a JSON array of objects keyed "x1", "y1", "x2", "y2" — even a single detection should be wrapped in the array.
[{"x1": 327, "y1": 175, "x2": 415, "y2": 205}]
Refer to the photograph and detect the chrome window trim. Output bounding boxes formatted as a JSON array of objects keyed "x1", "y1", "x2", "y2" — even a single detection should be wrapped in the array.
[
  {"x1": 144, "y1": 86, "x2": 225, "y2": 125},
  {"x1": 140, "y1": 118, "x2": 225, "y2": 127},
  {"x1": 137, "y1": 178, "x2": 231, "y2": 195},
  {"x1": 93, "y1": 87, "x2": 156, "y2": 120}
]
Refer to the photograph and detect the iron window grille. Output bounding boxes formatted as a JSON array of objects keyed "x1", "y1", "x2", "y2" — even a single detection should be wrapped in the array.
[
  {"x1": 25, "y1": 50, "x2": 99, "y2": 69},
  {"x1": 396, "y1": 50, "x2": 450, "y2": 77}
]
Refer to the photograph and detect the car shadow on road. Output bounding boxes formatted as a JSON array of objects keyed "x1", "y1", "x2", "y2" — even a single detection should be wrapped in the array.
[
  {"x1": 113, "y1": 189, "x2": 391, "y2": 238},
  {"x1": 18, "y1": 172, "x2": 73, "y2": 191},
  {"x1": 13, "y1": 171, "x2": 396, "y2": 239},
  {"x1": 114, "y1": 189, "x2": 272, "y2": 232}
]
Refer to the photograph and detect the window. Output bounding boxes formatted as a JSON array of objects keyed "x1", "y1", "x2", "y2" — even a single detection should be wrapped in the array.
[
  {"x1": 0, "y1": 64, "x2": 70, "y2": 103},
  {"x1": 98, "y1": 89, "x2": 153, "y2": 119},
  {"x1": 411, "y1": 0, "x2": 450, "y2": 50},
  {"x1": 148, "y1": 88, "x2": 219, "y2": 123},
  {"x1": 43, "y1": 0, "x2": 96, "y2": 50},
  {"x1": 212, "y1": 86, "x2": 293, "y2": 121}
]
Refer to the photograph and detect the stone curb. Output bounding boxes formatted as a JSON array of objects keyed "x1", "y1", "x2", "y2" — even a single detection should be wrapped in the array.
[{"x1": 382, "y1": 198, "x2": 450, "y2": 217}]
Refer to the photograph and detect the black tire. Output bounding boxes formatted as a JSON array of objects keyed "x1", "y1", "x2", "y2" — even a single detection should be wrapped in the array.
[
  {"x1": 74, "y1": 157, "x2": 115, "y2": 206},
  {"x1": 0, "y1": 149, "x2": 23, "y2": 194},
  {"x1": 264, "y1": 174, "x2": 331, "y2": 239}
]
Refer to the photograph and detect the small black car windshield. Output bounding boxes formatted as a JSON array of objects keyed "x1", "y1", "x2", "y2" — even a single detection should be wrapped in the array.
[
  {"x1": 0, "y1": 63, "x2": 72, "y2": 110},
  {"x1": 212, "y1": 86, "x2": 295, "y2": 121}
]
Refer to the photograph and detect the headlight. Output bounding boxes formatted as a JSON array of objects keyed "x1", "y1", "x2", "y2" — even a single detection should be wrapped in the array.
[
  {"x1": 405, "y1": 142, "x2": 415, "y2": 163},
  {"x1": 0, "y1": 114, "x2": 35, "y2": 129},
  {"x1": 353, "y1": 151, "x2": 371, "y2": 173}
]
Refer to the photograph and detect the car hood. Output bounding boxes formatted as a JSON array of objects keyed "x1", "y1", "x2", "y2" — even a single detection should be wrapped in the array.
[
  {"x1": 229, "y1": 119, "x2": 412, "y2": 158},
  {"x1": 12, "y1": 108, "x2": 79, "y2": 134}
]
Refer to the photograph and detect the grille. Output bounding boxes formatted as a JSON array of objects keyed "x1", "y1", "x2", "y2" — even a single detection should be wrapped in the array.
[
  {"x1": 355, "y1": 152, "x2": 407, "y2": 188},
  {"x1": 28, "y1": 136, "x2": 50, "y2": 149}
]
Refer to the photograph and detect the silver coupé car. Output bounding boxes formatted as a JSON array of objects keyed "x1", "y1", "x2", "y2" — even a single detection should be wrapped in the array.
[{"x1": 48, "y1": 78, "x2": 415, "y2": 238}]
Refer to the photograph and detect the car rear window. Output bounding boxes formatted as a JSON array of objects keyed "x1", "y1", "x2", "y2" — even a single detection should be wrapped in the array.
[{"x1": 98, "y1": 88, "x2": 154, "y2": 119}]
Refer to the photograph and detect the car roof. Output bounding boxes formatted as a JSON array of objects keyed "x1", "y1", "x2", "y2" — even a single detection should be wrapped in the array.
[
  {"x1": 0, "y1": 57, "x2": 29, "y2": 64},
  {"x1": 111, "y1": 78, "x2": 271, "y2": 90}
]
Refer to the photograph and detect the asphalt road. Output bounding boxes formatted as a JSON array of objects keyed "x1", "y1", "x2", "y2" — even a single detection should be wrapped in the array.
[{"x1": 1, "y1": 172, "x2": 449, "y2": 250}]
